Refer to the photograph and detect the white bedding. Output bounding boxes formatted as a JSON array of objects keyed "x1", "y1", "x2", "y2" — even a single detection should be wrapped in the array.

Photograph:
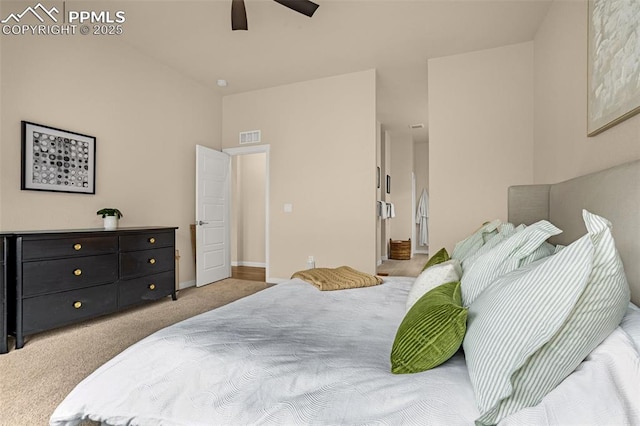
[{"x1": 50, "y1": 278, "x2": 640, "y2": 426}]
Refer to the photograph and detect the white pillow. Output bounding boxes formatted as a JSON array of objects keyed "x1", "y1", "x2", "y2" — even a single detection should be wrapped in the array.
[
  {"x1": 498, "y1": 325, "x2": 640, "y2": 426},
  {"x1": 622, "y1": 303, "x2": 640, "y2": 352},
  {"x1": 405, "y1": 259, "x2": 462, "y2": 311},
  {"x1": 464, "y1": 210, "x2": 630, "y2": 426},
  {"x1": 460, "y1": 220, "x2": 562, "y2": 306}
]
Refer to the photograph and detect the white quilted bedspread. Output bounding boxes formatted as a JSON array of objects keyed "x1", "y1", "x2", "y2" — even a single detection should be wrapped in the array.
[{"x1": 50, "y1": 278, "x2": 640, "y2": 426}]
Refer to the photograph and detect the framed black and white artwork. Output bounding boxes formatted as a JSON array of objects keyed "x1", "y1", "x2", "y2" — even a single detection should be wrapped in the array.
[{"x1": 21, "y1": 121, "x2": 96, "y2": 194}]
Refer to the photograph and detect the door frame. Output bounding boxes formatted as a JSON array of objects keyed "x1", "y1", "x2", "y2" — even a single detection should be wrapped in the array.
[
  {"x1": 411, "y1": 172, "x2": 416, "y2": 255},
  {"x1": 223, "y1": 144, "x2": 271, "y2": 283}
]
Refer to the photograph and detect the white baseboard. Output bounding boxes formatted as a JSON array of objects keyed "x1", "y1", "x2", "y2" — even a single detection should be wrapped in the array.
[
  {"x1": 178, "y1": 280, "x2": 196, "y2": 290},
  {"x1": 231, "y1": 261, "x2": 266, "y2": 268},
  {"x1": 377, "y1": 259, "x2": 383, "y2": 266},
  {"x1": 414, "y1": 250, "x2": 429, "y2": 255},
  {"x1": 381, "y1": 255, "x2": 388, "y2": 261}
]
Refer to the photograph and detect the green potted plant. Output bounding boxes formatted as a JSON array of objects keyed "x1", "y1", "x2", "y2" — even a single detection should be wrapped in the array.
[{"x1": 97, "y1": 208, "x2": 123, "y2": 230}]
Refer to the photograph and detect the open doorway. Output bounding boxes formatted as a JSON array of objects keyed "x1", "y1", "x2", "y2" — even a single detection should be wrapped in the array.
[{"x1": 224, "y1": 145, "x2": 270, "y2": 283}]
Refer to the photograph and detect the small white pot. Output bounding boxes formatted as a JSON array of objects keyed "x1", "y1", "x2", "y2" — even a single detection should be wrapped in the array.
[{"x1": 104, "y1": 216, "x2": 118, "y2": 230}]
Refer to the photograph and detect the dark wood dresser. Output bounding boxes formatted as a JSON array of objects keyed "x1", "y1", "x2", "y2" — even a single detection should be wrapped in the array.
[
  {"x1": 9, "y1": 227, "x2": 177, "y2": 350},
  {"x1": 1, "y1": 234, "x2": 8, "y2": 354}
]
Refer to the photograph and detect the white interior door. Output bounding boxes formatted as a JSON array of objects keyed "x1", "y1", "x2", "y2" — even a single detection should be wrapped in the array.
[{"x1": 196, "y1": 145, "x2": 231, "y2": 286}]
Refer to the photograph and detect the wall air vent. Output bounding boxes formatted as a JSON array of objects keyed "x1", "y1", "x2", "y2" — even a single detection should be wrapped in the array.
[
  {"x1": 239, "y1": 130, "x2": 261, "y2": 144},
  {"x1": 409, "y1": 123, "x2": 425, "y2": 129}
]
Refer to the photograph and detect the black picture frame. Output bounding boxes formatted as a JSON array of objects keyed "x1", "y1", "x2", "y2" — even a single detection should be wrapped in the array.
[
  {"x1": 21, "y1": 121, "x2": 96, "y2": 194},
  {"x1": 386, "y1": 174, "x2": 391, "y2": 194}
]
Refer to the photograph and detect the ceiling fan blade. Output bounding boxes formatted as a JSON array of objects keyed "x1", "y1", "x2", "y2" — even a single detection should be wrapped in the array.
[
  {"x1": 273, "y1": 0, "x2": 319, "y2": 18},
  {"x1": 231, "y1": 0, "x2": 248, "y2": 30}
]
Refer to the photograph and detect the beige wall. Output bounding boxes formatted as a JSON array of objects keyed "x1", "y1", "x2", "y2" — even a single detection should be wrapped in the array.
[
  {"x1": 222, "y1": 70, "x2": 377, "y2": 280},
  {"x1": 0, "y1": 35, "x2": 222, "y2": 286},
  {"x1": 0, "y1": 30, "x2": 3, "y2": 230},
  {"x1": 428, "y1": 42, "x2": 535, "y2": 253},
  {"x1": 533, "y1": 0, "x2": 640, "y2": 183},
  {"x1": 231, "y1": 152, "x2": 266, "y2": 266},
  {"x1": 414, "y1": 142, "x2": 429, "y2": 192},
  {"x1": 389, "y1": 133, "x2": 414, "y2": 243}
]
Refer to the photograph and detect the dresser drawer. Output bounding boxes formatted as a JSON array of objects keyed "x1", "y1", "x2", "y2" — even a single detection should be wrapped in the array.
[
  {"x1": 119, "y1": 270, "x2": 174, "y2": 309},
  {"x1": 21, "y1": 236, "x2": 117, "y2": 261},
  {"x1": 1, "y1": 238, "x2": 5, "y2": 354},
  {"x1": 22, "y1": 283, "x2": 117, "y2": 334},
  {"x1": 119, "y1": 231, "x2": 174, "y2": 252},
  {"x1": 22, "y1": 254, "x2": 118, "y2": 297},
  {"x1": 120, "y1": 247, "x2": 174, "y2": 279}
]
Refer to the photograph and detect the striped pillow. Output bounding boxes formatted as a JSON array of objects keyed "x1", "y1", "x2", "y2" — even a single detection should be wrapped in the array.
[
  {"x1": 460, "y1": 223, "x2": 519, "y2": 273},
  {"x1": 464, "y1": 210, "x2": 630, "y2": 425},
  {"x1": 451, "y1": 220, "x2": 501, "y2": 262},
  {"x1": 519, "y1": 240, "x2": 556, "y2": 267},
  {"x1": 460, "y1": 220, "x2": 562, "y2": 306}
]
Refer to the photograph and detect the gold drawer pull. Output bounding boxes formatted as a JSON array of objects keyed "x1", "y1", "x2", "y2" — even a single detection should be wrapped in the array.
[
  {"x1": 149, "y1": 237, "x2": 156, "y2": 244},
  {"x1": 148, "y1": 258, "x2": 156, "y2": 265},
  {"x1": 73, "y1": 268, "x2": 82, "y2": 276},
  {"x1": 73, "y1": 301, "x2": 82, "y2": 309},
  {"x1": 149, "y1": 283, "x2": 156, "y2": 290},
  {"x1": 73, "y1": 243, "x2": 82, "y2": 251}
]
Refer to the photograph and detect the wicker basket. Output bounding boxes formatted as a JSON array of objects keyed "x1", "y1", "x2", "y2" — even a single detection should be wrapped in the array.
[{"x1": 389, "y1": 238, "x2": 411, "y2": 260}]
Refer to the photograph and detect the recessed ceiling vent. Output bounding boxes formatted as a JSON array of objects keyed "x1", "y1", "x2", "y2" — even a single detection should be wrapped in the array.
[
  {"x1": 409, "y1": 123, "x2": 425, "y2": 129},
  {"x1": 239, "y1": 130, "x2": 261, "y2": 144}
]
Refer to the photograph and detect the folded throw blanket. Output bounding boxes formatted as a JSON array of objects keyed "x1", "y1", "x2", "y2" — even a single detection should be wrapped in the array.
[{"x1": 292, "y1": 266, "x2": 383, "y2": 291}]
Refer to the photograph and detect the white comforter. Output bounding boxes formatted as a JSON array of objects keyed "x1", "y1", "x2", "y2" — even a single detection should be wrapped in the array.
[{"x1": 50, "y1": 278, "x2": 640, "y2": 426}]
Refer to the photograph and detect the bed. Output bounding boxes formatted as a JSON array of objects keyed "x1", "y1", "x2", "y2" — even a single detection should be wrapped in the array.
[{"x1": 51, "y1": 161, "x2": 640, "y2": 426}]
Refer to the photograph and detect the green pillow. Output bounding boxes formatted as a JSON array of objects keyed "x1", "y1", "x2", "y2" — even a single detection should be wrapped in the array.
[
  {"x1": 391, "y1": 281, "x2": 468, "y2": 374},
  {"x1": 421, "y1": 247, "x2": 450, "y2": 271}
]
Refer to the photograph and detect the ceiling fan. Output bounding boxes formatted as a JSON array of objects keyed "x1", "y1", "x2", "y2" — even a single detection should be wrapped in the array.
[{"x1": 232, "y1": 0, "x2": 319, "y2": 30}]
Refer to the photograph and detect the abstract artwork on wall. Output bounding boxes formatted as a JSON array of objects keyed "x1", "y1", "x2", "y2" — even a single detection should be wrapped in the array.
[
  {"x1": 587, "y1": 0, "x2": 640, "y2": 136},
  {"x1": 21, "y1": 121, "x2": 96, "y2": 194}
]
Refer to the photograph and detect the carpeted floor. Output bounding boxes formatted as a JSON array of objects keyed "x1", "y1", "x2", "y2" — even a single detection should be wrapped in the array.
[{"x1": 0, "y1": 278, "x2": 270, "y2": 426}]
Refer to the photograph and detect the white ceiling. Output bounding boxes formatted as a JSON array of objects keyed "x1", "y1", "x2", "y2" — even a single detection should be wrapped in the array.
[{"x1": 116, "y1": 0, "x2": 553, "y2": 144}]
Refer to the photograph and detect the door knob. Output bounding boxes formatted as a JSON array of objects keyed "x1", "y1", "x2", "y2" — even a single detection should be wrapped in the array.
[{"x1": 198, "y1": 221, "x2": 209, "y2": 225}]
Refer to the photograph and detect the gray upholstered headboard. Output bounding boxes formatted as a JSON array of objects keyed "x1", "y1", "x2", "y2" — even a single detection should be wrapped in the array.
[{"x1": 508, "y1": 160, "x2": 640, "y2": 306}]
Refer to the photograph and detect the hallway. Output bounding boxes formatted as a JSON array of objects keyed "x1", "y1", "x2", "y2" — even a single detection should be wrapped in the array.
[
  {"x1": 377, "y1": 253, "x2": 429, "y2": 277},
  {"x1": 232, "y1": 256, "x2": 430, "y2": 283},
  {"x1": 232, "y1": 265, "x2": 266, "y2": 282}
]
